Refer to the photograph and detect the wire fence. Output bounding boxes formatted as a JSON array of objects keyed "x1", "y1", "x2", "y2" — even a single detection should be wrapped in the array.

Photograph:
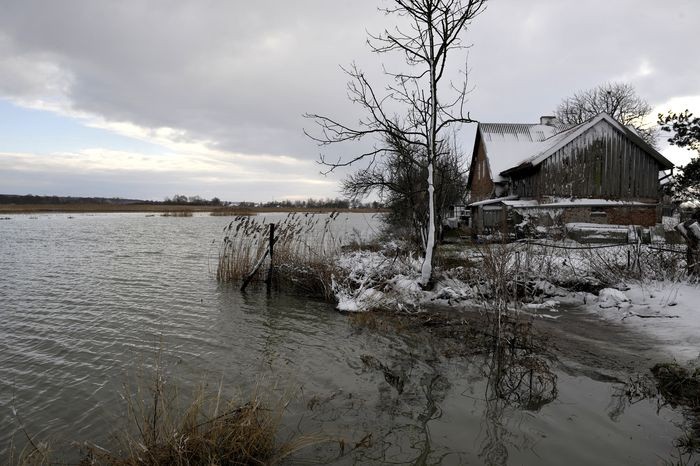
[{"x1": 511, "y1": 239, "x2": 687, "y2": 255}]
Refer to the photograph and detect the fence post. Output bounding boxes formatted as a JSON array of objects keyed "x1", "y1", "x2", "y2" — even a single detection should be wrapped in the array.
[
  {"x1": 627, "y1": 249, "x2": 631, "y2": 270},
  {"x1": 266, "y1": 223, "x2": 275, "y2": 290}
]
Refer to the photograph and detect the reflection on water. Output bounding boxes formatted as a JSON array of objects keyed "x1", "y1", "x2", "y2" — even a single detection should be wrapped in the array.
[
  {"x1": 477, "y1": 320, "x2": 558, "y2": 465},
  {"x1": 0, "y1": 213, "x2": 688, "y2": 464}
]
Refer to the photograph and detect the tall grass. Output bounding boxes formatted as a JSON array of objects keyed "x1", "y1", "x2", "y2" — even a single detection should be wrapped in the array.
[
  {"x1": 216, "y1": 213, "x2": 346, "y2": 299},
  {"x1": 8, "y1": 351, "x2": 328, "y2": 465},
  {"x1": 209, "y1": 207, "x2": 255, "y2": 217},
  {"x1": 160, "y1": 210, "x2": 193, "y2": 217},
  {"x1": 86, "y1": 378, "x2": 314, "y2": 465}
]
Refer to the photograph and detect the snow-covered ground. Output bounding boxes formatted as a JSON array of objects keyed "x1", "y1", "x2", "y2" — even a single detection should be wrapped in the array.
[
  {"x1": 332, "y1": 246, "x2": 474, "y2": 313},
  {"x1": 330, "y1": 240, "x2": 699, "y2": 363},
  {"x1": 582, "y1": 281, "x2": 700, "y2": 362}
]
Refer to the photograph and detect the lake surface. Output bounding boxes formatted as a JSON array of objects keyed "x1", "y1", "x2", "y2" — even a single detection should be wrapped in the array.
[{"x1": 0, "y1": 213, "x2": 687, "y2": 464}]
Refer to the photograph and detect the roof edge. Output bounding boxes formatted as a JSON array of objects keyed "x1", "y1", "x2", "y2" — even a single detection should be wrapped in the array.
[{"x1": 500, "y1": 113, "x2": 674, "y2": 176}]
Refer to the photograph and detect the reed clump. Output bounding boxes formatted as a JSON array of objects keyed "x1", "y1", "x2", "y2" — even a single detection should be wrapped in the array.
[
  {"x1": 9, "y1": 363, "x2": 324, "y2": 465},
  {"x1": 86, "y1": 382, "x2": 303, "y2": 465},
  {"x1": 160, "y1": 210, "x2": 193, "y2": 217},
  {"x1": 217, "y1": 213, "x2": 345, "y2": 299},
  {"x1": 210, "y1": 207, "x2": 255, "y2": 217}
]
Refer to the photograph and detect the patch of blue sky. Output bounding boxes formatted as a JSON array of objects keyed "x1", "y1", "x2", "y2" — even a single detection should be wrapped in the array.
[{"x1": 0, "y1": 99, "x2": 166, "y2": 155}]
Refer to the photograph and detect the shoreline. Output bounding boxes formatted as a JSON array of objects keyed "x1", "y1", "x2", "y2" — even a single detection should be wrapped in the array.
[{"x1": 0, "y1": 204, "x2": 388, "y2": 214}]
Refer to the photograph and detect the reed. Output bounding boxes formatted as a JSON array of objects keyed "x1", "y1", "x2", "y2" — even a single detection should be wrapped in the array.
[
  {"x1": 85, "y1": 380, "x2": 315, "y2": 465},
  {"x1": 160, "y1": 210, "x2": 193, "y2": 217},
  {"x1": 209, "y1": 207, "x2": 255, "y2": 217},
  {"x1": 9, "y1": 353, "x2": 329, "y2": 465},
  {"x1": 216, "y1": 213, "x2": 346, "y2": 299}
]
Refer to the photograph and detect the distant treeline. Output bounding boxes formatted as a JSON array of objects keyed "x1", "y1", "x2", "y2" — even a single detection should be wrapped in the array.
[
  {"x1": 1, "y1": 194, "x2": 383, "y2": 209},
  {"x1": 0, "y1": 194, "x2": 151, "y2": 205},
  {"x1": 163, "y1": 194, "x2": 222, "y2": 206},
  {"x1": 257, "y1": 198, "x2": 381, "y2": 209}
]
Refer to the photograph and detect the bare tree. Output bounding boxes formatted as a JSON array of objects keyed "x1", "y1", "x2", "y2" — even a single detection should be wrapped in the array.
[
  {"x1": 343, "y1": 133, "x2": 468, "y2": 245},
  {"x1": 555, "y1": 82, "x2": 657, "y2": 146},
  {"x1": 305, "y1": 0, "x2": 487, "y2": 287}
]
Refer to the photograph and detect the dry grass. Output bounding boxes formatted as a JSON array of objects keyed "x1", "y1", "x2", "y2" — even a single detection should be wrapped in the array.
[
  {"x1": 86, "y1": 383, "x2": 309, "y2": 465},
  {"x1": 0, "y1": 203, "x2": 213, "y2": 214},
  {"x1": 209, "y1": 207, "x2": 255, "y2": 217},
  {"x1": 9, "y1": 352, "x2": 329, "y2": 466},
  {"x1": 0, "y1": 204, "x2": 386, "y2": 214},
  {"x1": 160, "y1": 210, "x2": 194, "y2": 217},
  {"x1": 216, "y1": 213, "x2": 346, "y2": 299}
]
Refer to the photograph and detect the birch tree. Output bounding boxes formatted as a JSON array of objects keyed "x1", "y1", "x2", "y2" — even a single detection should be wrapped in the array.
[{"x1": 305, "y1": 0, "x2": 487, "y2": 287}]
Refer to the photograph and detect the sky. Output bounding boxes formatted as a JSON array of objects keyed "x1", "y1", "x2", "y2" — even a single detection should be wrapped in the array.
[{"x1": 0, "y1": 0, "x2": 698, "y2": 202}]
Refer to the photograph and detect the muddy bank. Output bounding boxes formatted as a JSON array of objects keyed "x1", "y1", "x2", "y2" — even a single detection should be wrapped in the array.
[{"x1": 349, "y1": 303, "x2": 677, "y2": 381}]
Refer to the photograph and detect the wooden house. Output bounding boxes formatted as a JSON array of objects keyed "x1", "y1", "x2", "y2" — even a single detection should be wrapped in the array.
[{"x1": 466, "y1": 113, "x2": 674, "y2": 234}]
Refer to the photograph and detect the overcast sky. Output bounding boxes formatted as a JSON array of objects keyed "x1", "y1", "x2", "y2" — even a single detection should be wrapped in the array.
[{"x1": 1, "y1": 0, "x2": 698, "y2": 201}]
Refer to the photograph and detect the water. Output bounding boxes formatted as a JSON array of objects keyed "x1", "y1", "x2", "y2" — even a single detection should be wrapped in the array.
[{"x1": 0, "y1": 213, "x2": 687, "y2": 464}]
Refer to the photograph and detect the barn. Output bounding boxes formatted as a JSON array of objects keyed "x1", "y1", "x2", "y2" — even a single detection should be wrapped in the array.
[{"x1": 466, "y1": 112, "x2": 674, "y2": 235}]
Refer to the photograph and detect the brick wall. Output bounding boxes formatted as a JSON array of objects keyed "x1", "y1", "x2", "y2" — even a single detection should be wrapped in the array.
[
  {"x1": 561, "y1": 206, "x2": 657, "y2": 226},
  {"x1": 607, "y1": 206, "x2": 657, "y2": 226}
]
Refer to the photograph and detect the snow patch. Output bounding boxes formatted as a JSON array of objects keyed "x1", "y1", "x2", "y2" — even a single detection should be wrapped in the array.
[{"x1": 598, "y1": 288, "x2": 631, "y2": 309}]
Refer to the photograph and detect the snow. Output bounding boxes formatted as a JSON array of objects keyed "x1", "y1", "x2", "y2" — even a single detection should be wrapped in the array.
[
  {"x1": 479, "y1": 113, "x2": 672, "y2": 186},
  {"x1": 331, "y1": 238, "x2": 699, "y2": 363},
  {"x1": 468, "y1": 195, "x2": 518, "y2": 207},
  {"x1": 502, "y1": 200, "x2": 540, "y2": 208},
  {"x1": 565, "y1": 222, "x2": 630, "y2": 230},
  {"x1": 480, "y1": 123, "x2": 564, "y2": 182},
  {"x1": 584, "y1": 282, "x2": 700, "y2": 362},
  {"x1": 662, "y1": 215, "x2": 680, "y2": 231},
  {"x1": 541, "y1": 198, "x2": 654, "y2": 207},
  {"x1": 680, "y1": 200, "x2": 700, "y2": 209},
  {"x1": 597, "y1": 288, "x2": 632, "y2": 308},
  {"x1": 524, "y1": 300, "x2": 560, "y2": 310},
  {"x1": 470, "y1": 196, "x2": 654, "y2": 210}
]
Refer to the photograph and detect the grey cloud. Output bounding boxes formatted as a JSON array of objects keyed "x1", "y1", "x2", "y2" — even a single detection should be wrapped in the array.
[
  {"x1": 0, "y1": 0, "x2": 698, "y2": 166},
  {"x1": 465, "y1": 0, "x2": 700, "y2": 122},
  {"x1": 0, "y1": 0, "x2": 385, "y2": 159}
]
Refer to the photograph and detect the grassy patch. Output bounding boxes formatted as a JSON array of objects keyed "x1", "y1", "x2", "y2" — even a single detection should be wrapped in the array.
[{"x1": 8, "y1": 349, "x2": 331, "y2": 465}]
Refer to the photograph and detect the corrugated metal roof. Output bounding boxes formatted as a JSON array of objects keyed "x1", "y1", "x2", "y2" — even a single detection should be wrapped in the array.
[
  {"x1": 506, "y1": 113, "x2": 674, "y2": 173},
  {"x1": 479, "y1": 113, "x2": 674, "y2": 184},
  {"x1": 479, "y1": 123, "x2": 570, "y2": 182}
]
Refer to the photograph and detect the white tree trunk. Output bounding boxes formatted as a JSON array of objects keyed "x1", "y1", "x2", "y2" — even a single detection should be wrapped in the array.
[
  {"x1": 420, "y1": 161, "x2": 436, "y2": 286},
  {"x1": 420, "y1": 15, "x2": 438, "y2": 288}
]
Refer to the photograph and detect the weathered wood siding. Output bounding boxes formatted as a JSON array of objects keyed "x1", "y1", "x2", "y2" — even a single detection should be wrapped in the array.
[
  {"x1": 510, "y1": 120, "x2": 662, "y2": 202},
  {"x1": 467, "y1": 131, "x2": 494, "y2": 201}
]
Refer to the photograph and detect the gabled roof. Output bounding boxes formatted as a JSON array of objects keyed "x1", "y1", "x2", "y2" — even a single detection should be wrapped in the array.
[
  {"x1": 500, "y1": 113, "x2": 674, "y2": 176},
  {"x1": 478, "y1": 122, "x2": 573, "y2": 183}
]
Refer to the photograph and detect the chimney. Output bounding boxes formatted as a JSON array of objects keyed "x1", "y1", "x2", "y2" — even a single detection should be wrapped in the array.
[{"x1": 540, "y1": 115, "x2": 558, "y2": 126}]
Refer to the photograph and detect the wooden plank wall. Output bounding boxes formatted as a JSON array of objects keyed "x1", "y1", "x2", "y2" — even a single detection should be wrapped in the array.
[{"x1": 511, "y1": 120, "x2": 661, "y2": 201}]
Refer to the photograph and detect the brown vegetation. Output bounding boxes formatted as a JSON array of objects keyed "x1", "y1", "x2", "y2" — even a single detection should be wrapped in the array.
[
  {"x1": 0, "y1": 203, "x2": 386, "y2": 215},
  {"x1": 216, "y1": 213, "x2": 344, "y2": 300},
  {"x1": 9, "y1": 354, "x2": 329, "y2": 465},
  {"x1": 160, "y1": 210, "x2": 194, "y2": 217}
]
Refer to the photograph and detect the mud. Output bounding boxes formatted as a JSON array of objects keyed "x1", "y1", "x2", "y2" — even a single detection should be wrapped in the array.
[{"x1": 351, "y1": 302, "x2": 676, "y2": 381}]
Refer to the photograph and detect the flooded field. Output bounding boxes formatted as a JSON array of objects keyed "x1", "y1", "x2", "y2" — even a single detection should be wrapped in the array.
[{"x1": 0, "y1": 213, "x2": 689, "y2": 464}]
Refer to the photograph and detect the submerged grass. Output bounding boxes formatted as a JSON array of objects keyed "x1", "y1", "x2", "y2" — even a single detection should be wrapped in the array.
[{"x1": 9, "y1": 349, "x2": 330, "y2": 466}]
